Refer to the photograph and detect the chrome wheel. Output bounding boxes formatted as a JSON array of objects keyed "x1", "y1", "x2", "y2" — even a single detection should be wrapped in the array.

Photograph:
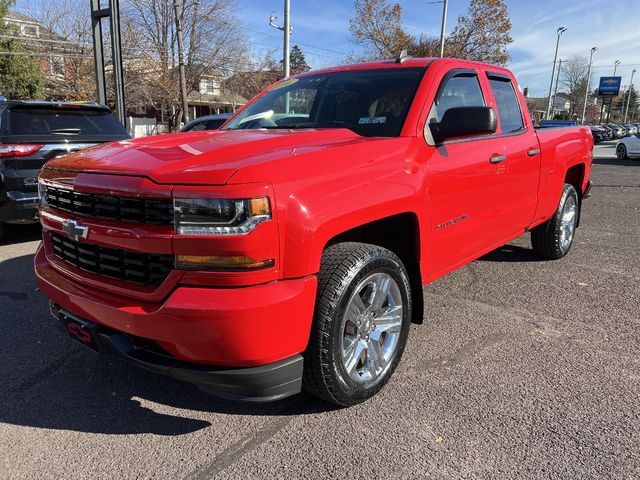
[
  {"x1": 617, "y1": 144, "x2": 627, "y2": 159},
  {"x1": 340, "y1": 272, "x2": 403, "y2": 385},
  {"x1": 559, "y1": 195, "x2": 577, "y2": 252}
]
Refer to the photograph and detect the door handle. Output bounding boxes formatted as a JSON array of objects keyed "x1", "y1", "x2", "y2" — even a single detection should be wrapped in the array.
[
  {"x1": 527, "y1": 148, "x2": 541, "y2": 157},
  {"x1": 489, "y1": 154, "x2": 507, "y2": 164}
]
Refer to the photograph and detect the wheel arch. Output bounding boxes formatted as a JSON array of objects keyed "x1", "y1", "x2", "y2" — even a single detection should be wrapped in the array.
[
  {"x1": 324, "y1": 212, "x2": 424, "y2": 325},
  {"x1": 564, "y1": 163, "x2": 585, "y2": 227}
]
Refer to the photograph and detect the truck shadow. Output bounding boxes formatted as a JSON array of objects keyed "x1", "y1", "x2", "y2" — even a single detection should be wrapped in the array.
[
  {"x1": 0, "y1": 254, "x2": 333, "y2": 437},
  {"x1": 0, "y1": 223, "x2": 42, "y2": 246},
  {"x1": 592, "y1": 157, "x2": 640, "y2": 166},
  {"x1": 478, "y1": 244, "x2": 540, "y2": 263}
]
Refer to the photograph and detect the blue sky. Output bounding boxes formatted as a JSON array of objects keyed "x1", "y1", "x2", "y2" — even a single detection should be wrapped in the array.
[{"x1": 239, "y1": 0, "x2": 640, "y2": 96}]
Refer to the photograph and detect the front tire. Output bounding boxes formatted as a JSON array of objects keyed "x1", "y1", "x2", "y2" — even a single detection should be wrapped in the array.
[
  {"x1": 303, "y1": 243, "x2": 412, "y2": 406},
  {"x1": 617, "y1": 143, "x2": 628, "y2": 159},
  {"x1": 531, "y1": 184, "x2": 579, "y2": 259}
]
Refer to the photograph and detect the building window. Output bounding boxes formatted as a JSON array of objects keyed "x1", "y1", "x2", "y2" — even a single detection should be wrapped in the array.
[
  {"x1": 51, "y1": 55, "x2": 65, "y2": 76},
  {"x1": 199, "y1": 78, "x2": 219, "y2": 95}
]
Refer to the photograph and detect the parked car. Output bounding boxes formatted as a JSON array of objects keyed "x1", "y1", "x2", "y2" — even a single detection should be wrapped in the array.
[
  {"x1": 589, "y1": 126, "x2": 607, "y2": 144},
  {"x1": 608, "y1": 124, "x2": 625, "y2": 138},
  {"x1": 0, "y1": 100, "x2": 130, "y2": 241},
  {"x1": 180, "y1": 113, "x2": 232, "y2": 132},
  {"x1": 600, "y1": 125, "x2": 615, "y2": 140},
  {"x1": 35, "y1": 58, "x2": 593, "y2": 406},
  {"x1": 615, "y1": 135, "x2": 640, "y2": 159}
]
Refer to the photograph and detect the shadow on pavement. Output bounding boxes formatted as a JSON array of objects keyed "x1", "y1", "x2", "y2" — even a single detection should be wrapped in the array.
[
  {"x1": 593, "y1": 157, "x2": 640, "y2": 167},
  {"x1": 478, "y1": 243, "x2": 540, "y2": 263},
  {"x1": 0, "y1": 223, "x2": 42, "y2": 246},
  {"x1": 0, "y1": 254, "x2": 332, "y2": 437}
]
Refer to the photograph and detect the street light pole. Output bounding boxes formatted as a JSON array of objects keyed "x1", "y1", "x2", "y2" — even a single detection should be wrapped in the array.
[
  {"x1": 581, "y1": 47, "x2": 597, "y2": 124},
  {"x1": 546, "y1": 27, "x2": 566, "y2": 120},
  {"x1": 624, "y1": 69, "x2": 636, "y2": 122},
  {"x1": 607, "y1": 60, "x2": 622, "y2": 123},
  {"x1": 439, "y1": 0, "x2": 448, "y2": 58},
  {"x1": 551, "y1": 59, "x2": 563, "y2": 120}
]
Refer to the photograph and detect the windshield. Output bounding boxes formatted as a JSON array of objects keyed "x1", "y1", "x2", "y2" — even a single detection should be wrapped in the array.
[{"x1": 223, "y1": 68, "x2": 426, "y2": 137}]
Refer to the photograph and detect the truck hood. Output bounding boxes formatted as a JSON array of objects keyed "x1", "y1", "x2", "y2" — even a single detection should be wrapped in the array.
[{"x1": 44, "y1": 129, "x2": 368, "y2": 185}]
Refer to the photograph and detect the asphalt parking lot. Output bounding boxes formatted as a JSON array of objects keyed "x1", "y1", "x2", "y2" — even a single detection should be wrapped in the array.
[{"x1": 0, "y1": 142, "x2": 638, "y2": 479}]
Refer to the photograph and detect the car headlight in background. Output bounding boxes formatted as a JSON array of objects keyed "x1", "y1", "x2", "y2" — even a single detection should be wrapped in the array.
[
  {"x1": 174, "y1": 197, "x2": 271, "y2": 235},
  {"x1": 38, "y1": 180, "x2": 48, "y2": 205}
]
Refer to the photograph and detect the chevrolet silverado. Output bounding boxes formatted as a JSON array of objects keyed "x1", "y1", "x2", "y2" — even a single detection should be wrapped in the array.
[{"x1": 35, "y1": 58, "x2": 593, "y2": 406}]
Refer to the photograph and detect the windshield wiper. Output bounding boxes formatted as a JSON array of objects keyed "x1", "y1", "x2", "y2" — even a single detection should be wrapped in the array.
[{"x1": 50, "y1": 128, "x2": 81, "y2": 135}]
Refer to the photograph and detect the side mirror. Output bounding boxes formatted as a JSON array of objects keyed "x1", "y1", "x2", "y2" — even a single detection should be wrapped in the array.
[{"x1": 429, "y1": 106, "x2": 497, "y2": 143}]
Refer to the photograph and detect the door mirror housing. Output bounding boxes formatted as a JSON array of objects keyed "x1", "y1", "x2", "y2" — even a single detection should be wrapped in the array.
[{"x1": 429, "y1": 106, "x2": 497, "y2": 143}]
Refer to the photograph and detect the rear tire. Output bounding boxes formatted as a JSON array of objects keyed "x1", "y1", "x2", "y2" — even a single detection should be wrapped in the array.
[
  {"x1": 531, "y1": 184, "x2": 579, "y2": 260},
  {"x1": 617, "y1": 143, "x2": 628, "y2": 159},
  {"x1": 0, "y1": 222, "x2": 4, "y2": 242},
  {"x1": 303, "y1": 242, "x2": 411, "y2": 406}
]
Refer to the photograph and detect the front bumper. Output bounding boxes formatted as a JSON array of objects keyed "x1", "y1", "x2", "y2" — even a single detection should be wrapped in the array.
[
  {"x1": 53, "y1": 307, "x2": 304, "y2": 401},
  {"x1": 35, "y1": 244, "x2": 318, "y2": 400}
]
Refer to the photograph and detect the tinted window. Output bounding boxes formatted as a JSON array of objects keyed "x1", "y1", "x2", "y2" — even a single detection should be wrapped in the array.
[
  {"x1": 489, "y1": 78, "x2": 524, "y2": 133},
  {"x1": 205, "y1": 119, "x2": 226, "y2": 130},
  {"x1": 184, "y1": 121, "x2": 208, "y2": 132},
  {"x1": 432, "y1": 74, "x2": 485, "y2": 122},
  {"x1": 8, "y1": 107, "x2": 127, "y2": 136},
  {"x1": 224, "y1": 68, "x2": 426, "y2": 137}
]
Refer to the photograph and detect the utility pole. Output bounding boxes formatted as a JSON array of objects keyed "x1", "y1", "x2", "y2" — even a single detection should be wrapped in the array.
[
  {"x1": 283, "y1": 0, "x2": 290, "y2": 79},
  {"x1": 582, "y1": 47, "x2": 597, "y2": 124},
  {"x1": 173, "y1": 0, "x2": 189, "y2": 126},
  {"x1": 624, "y1": 69, "x2": 636, "y2": 122},
  {"x1": 546, "y1": 27, "x2": 567, "y2": 121},
  {"x1": 439, "y1": 0, "x2": 448, "y2": 58},
  {"x1": 606, "y1": 60, "x2": 622, "y2": 124},
  {"x1": 269, "y1": 0, "x2": 291, "y2": 78},
  {"x1": 551, "y1": 59, "x2": 562, "y2": 120}
]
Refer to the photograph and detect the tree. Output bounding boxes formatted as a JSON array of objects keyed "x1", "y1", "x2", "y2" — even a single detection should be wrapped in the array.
[
  {"x1": 0, "y1": 0, "x2": 45, "y2": 99},
  {"x1": 37, "y1": 0, "x2": 96, "y2": 101},
  {"x1": 446, "y1": 0, "x2": 512, "y2": 65},
  {"x1": 349, "y1": 0, "x2": 414, "y2": 59},
  {"x1": 349, "y1": 0, "x2": 513, "y2": 65},
  {"x1": 122, "y1": 0, "x2": 246, "y2": 129},
  {"x1": 561, "y1": 55, "x2": 589, "y2": 117},
  {"x1": 224, "y1": 52, "x2": 281, "y2": 103},
  {"x1": 289, "y1": 45, "x2": 310, "y2": 75}
]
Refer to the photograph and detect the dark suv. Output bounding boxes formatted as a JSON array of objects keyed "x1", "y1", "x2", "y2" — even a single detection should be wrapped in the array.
[{"x1": 0, "y1": 101, "x2": 130, "y2": 240}]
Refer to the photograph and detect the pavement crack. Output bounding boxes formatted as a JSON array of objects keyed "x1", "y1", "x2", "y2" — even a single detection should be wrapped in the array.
[
  {"x1": 184, "y1": 416, "x2": 292, "y2": 480},
  {"x1": 4, "y1": 347, "x2": 84, "y2": 397}
]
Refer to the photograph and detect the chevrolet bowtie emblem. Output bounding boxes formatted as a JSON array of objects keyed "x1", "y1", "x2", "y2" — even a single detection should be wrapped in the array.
[{"x1": 61, "y1": 219, "x2": 89, "y2": 242}]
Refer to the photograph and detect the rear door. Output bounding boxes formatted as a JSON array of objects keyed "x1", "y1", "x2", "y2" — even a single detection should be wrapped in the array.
[{"x1": 485, "y1": 72, "x2": 540, "y2": 230}]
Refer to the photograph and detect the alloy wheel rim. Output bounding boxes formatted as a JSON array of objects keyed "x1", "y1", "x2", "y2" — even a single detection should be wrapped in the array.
[
  {"x1": 340, "y1": 272, "x2": 403, "y2": 385},
  {"x1": 559, "y1": 195, "x2": 577, "y2": 252},
  {"x1": 617, "y1": 145, "x2": 626, "y2": 159}
]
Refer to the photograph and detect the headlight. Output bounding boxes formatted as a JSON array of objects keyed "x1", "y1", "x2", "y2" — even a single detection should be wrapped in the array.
[
  {"x1": 38, "y1": 180, "x2": 48, "y2": 205},
  {"x1": 174, "y1": 197, "x2": 271, "y2": 235}
]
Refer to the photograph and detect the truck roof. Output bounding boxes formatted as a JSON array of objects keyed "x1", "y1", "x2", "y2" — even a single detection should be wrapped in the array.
[{"x1": 295, "y1": 57, "x2": 512, "y2": 78}]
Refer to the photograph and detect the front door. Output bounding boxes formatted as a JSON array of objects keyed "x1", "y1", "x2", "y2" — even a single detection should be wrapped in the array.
[{"x1": 421, "y1": 68, "x2": 527, "y2": 279}]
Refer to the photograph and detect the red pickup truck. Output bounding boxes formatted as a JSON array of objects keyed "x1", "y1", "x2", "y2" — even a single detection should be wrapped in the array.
[{"x1": 35, "y1": 58, "x2": 593, "y2": 406}]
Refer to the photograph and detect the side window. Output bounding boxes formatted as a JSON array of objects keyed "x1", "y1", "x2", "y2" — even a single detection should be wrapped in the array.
[
  {"x1": 488, "y1": 77, "x2": 524, "y2": 133},
  {"x1": 431, "y1": 73, "x2": 485, "y2": 122}
]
